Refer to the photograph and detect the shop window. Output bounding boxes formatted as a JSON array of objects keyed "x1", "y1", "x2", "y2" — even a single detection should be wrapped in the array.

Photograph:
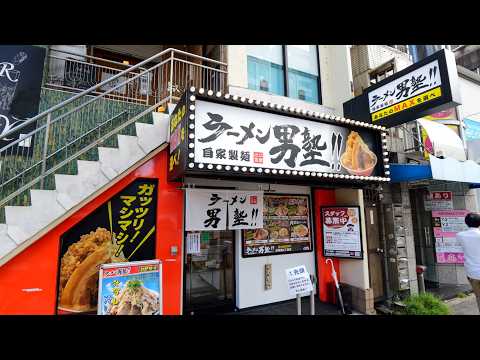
[
  {"x1": 286, "y1": 45, "x2": 320, "y2": 103},
  {"x1": 369, "y1": 62, "x2": 395, "y2": 85},
  {"x1": 247, "y1": 45, "x2": 285, "y2": 96},
  {"x1": 247, "y1": 45, "x2": 321, "y2": 104}
]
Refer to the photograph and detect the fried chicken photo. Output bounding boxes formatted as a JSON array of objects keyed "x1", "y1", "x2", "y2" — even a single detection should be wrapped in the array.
[{"x1": 58, "y1": 227, "x2": 126, "y2": 313}]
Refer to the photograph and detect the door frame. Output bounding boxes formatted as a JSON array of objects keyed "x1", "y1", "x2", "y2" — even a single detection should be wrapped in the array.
[
  {"x1": 364, "y1": 201, "x2": 387, "y2": 302},
  {"x1": 182, "y1": 229, "x2": 237, "y2": 315}
]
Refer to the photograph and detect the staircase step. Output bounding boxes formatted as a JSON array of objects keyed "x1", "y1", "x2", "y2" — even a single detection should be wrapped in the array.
[
  {"x1": 167, "y1": 103, "x2": 176, "y2": 114},
  {"x1": 5, "y1": 206, "x2": 45, "y2": 241},
  {"x1": 54, "y1": 174, "x2": 93, "y2": 210},
  {"x1": 135, "y1": 122, "x2": 168, "y2": 154},
  {"x1": 116, "y1": 135, "x2": 146, "y2": 172},
  {"x1": 77, "y1": 160, "x2": 109, "y2": 189},
  {"x1": 0, "y1": 225, "x2": 17, "y2": 259},
  {"x1": 30, "y1": 189, "x2": 66, "y2": 221},
  {"x1": 152, "y1": 112, "x2": 170, "y2": 127},
  {"x1": 98, "y1": 147, "x2": 121, "y2": 179}
]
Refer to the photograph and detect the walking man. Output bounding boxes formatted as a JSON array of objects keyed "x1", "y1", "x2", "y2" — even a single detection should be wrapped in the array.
[{"x1": 457, "y1": 212, "x2": 480, "y2": 312}]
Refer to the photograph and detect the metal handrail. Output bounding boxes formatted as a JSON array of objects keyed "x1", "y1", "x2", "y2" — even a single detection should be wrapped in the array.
[
  {"x1": 48, "y1": 48, "x2": 149, "y2": 72},
  {"x1": 1, "y1": 47, "x2": 227, "y2": 141},
  {"x1": 0, "y1": 46, "x2": 227, "y2": 212}
]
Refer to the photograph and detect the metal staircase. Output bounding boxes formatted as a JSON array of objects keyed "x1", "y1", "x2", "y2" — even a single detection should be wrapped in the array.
[{"x1": 0, "y1": 47, "x2": 227, "y2": 266}]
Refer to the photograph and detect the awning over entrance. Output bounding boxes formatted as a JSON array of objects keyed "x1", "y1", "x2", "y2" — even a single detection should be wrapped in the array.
[
  {"x1": 417, "y1": 119, "x2": 466, "y2": 161},
  {"x1": 390, "y1": 155, "x2": 480, "y2": 186}
]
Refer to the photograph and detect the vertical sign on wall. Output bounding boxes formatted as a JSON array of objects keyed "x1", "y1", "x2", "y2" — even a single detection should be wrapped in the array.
[
  {"x1": 0, "y1": 45, "x2": 46, "y2": 153},
  {"x1": 56, "y1": 178, "x2": 158, "y2": 314},
  {"x1": 321, "y1": 206, "x2": 363, "y2": 259},
  {"x1": 432, "y1": 210, "x2": 469, "y2": 264}
]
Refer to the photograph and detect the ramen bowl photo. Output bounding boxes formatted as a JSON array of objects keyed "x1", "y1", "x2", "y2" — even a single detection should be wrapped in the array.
[{"x1": 340, "y1": 152, "x2": 377, "y2": 177}]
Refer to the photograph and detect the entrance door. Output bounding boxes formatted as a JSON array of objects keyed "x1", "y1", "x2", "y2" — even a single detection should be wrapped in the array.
[
  {"x1": 365, "y1": 205, "x2": 386, "y2": 301},
  {"x1": 184, "y1": 230, "x2": 235, "y2": 314}
]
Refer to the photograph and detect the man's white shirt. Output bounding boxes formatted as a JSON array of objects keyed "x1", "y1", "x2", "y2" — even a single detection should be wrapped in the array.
[{"x1": 457, "y1": 227, "x2": 480, "y2": 280}]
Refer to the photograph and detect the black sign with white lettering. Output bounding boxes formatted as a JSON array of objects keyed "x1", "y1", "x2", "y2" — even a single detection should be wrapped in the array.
[
  {"x1": 0, "y1": 45, "x2": 46, "y2": 153},
  {"x1": 343, "y1": 49, "x2": 461, "y2": 128},
  {"x1": 167, "y1": 90, "x2": 387, "y2": 185}
]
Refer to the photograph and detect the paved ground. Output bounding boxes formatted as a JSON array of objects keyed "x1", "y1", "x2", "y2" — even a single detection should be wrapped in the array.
[
  {"x1": 446, "y1": 294, "x2": 479, "y2": 315},
  {"x1": 427, "y1": 283, "x2": 472, "y2": 300},
  {"x1": 228, "y1": 297, "x2": 348, "y2": 315}
]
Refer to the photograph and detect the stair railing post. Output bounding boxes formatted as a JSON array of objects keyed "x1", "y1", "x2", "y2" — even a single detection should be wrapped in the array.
[
  {"x1": 40, "y1": 113, "x2": 52, "y2": 190},
  {"x1": 169, "y1": 51, "x2": 174, "y2": 105}
]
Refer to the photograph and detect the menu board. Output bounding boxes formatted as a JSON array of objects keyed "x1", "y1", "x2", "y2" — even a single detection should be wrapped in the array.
[
  {"x1": 242, "y1": 194, "x2": 312, "y2": 257},
  {"x1": 321, "y1": 206, "x2": 363, "y2": 259},
  {"x1": 432, "y1": 210, "x2": 469, "y2": 264}
]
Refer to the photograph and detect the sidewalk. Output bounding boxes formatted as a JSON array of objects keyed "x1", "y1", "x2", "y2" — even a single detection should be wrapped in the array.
[{"x1": 446, "y1": 294, "x2": 479, "y2": 315}]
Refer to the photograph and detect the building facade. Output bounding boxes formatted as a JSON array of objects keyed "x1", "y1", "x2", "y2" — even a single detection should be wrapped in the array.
[{"x1": 349, "y1": 45, "x2": 480, "y2": 306}]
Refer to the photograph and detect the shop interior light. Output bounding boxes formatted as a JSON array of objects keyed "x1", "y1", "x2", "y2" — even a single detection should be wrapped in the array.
[
  {"x1": 198, "y1": 88, "x2": 205, "y2": 94},
  {"x1": 233, "y1": 166, "x2": 239, "y2": 171},
  {"x1": 199, "y1": 163, "x2": 204, "y2": 169},
  {"x1": 333, "y1": 174, "x2": 339, "y2": 178},
  {"x1": 275, "y1": 104, "x2": 281, "y2": 109},
  {"x1": 216, "y1": 165, "x2": 222, "y2": 170},
  {"x1": 187, "y1": 133, "x2": 193, "y2": 140},
  {"x1": 299, "y1": 171, "x2": 305, "y2": 176},
  {"x1": 225, "y1": 165, "x2": 231, "y2": 171},
  {"x1": 248, "y1": 98, "x2": 254, "y2": 104},
  {"x1": 265, "y1": 169, "x2": 271, "y2": 174},
  {"x1": 189, "y1": 114, "x2": 195, "y2": 120},
  {"x1": 207, "y1": 164, "x2": 213, "y2": 169},
  {"x1": 232, "y1": 95, "x2": 238, "y2": 101},
  {"x1": 189, "y1": 105, "x2": 195, "y2": 111},
  {"x1": 262, "y1": 101, "x2": 267, "y2": 107},
  {"x1": 189, "y1": 123, "x2": 195, "y2": 130},
  {"x1": 240, "y1": 97, "x2": 246, "y2": 102},
  {"x1": 387, "y1": 177, "x2": 391, "y2": 181},
  {"x1": 257, "y1": 168, "x2": 263, "y2": 173},
  {"x1": 328, "y1": 174, "x2": 334, "y2": 178},
  {"x1": 216, "y1": 91, "x2": 222, "y2": 97},
  {"x1": 292, "y1": 170, "x2": 297, "y2": 175},
  {"x1": 190, "y1": 86, "x2": 196, "y2": 92},
  {"x1": 255, "y1": 99, "x2": 261, "y2": 105},
  {"x1": 189, "y1": 95, "x2": 196, "y2": 101},
  {"x1": 242, "y1": 167, "x2": 247, "y2": 172},
  {"x1": 340, "y1": 174, "x2": 345, "y2": 179},
  {"x1": 317, "y1": 173, "x2": 323, "y2": 177},
  {"x1": 383, "y1": 152, "x2": 389, "y2": 156},
  {"x1": 272, "y1": 169, "x2": 278, "y2": 174},
  {"x1": 188, "y1": 163, "x2": 194, "y2": 168},
  {"x1": 207, "y1": 90, "x2": 214, "y2": 96},
  {"x1": 188, "y1": 143, "x2": 194, "y2": 149},
  {"x1": 385, "y1": 171, "x2": 390, "y2": 175},
  {"x1": 383, "y1": 158, "x2": 389, "y2": 163},
  {"x1": 301, "y1": 109, "x2": 306, "y2": 115},
  {"x1": 382, "y1": 145, "x2": 388, "y2": 150},
  {"x1": 279, "y1": 170, "x2": 285, "y2": 174},
  {"x1": 269, "y1": 102, "x2": 275, "y2": 108},
  {"x1": 286, "y1": 170, "x2": 292, "y2": 175},
  {"x1": 384, "y1": 164, "x2": 390, "y2": 169},
  {"x1": 224, "y1": 94, "x2": 231, "y2": 99},
  {"x1": 305, "y1": 172, "x2": 311, "y2": 176},
  {"x1": 189, "y1": 153, "x2": 194, "y2": 158},
  {"x1": 249, "y1": 167, "x2": 255, "y2": 172}
]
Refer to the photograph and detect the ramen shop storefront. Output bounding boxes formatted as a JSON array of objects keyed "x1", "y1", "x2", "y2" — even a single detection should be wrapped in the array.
[{"x1": 168, "y1": 89, "x2": 389, "y2": 314}]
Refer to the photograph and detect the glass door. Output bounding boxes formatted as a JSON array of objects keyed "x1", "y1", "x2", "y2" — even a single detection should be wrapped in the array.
[{"x1": 184, "y1": 230, "x2": 235, "y2": 314}]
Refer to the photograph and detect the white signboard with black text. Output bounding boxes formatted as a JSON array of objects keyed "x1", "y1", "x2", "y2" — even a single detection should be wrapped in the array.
[
  {"x1": 193, "y1": 100, "x2": 381, "y2": 177},
  {"x1": 185, "y1": 189, "x2": 263, "y2": 231},
  {"x1": 368, "y1": 60, "x2": 442, "y2": 115},
  {"x1": 286, "y1": 265, "x2": 313, "y2": 296},
  {"x1": 321, "y1": 206, "x2": 363, "y2": 259}
]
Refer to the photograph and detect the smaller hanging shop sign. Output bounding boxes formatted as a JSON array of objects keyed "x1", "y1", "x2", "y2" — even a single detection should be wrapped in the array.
[
  {"x1": 424, "y1": 191, "x2": 453, "y2": 211},
  {"x1": 168, "y1": 88, "x2": 390, "y2": 184},
  {"x1": 321, "y1": 206, "x2": 363, "y2": 259},
  {"x1": 185, "y1": 189, "x2": 263, "y2": 231},
  {"x1": 343, "y1": 49, "x2": 461, "y2": 129},
  {"x1": 432, "y1": 210, "x2": 469, "y2": 264}
]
